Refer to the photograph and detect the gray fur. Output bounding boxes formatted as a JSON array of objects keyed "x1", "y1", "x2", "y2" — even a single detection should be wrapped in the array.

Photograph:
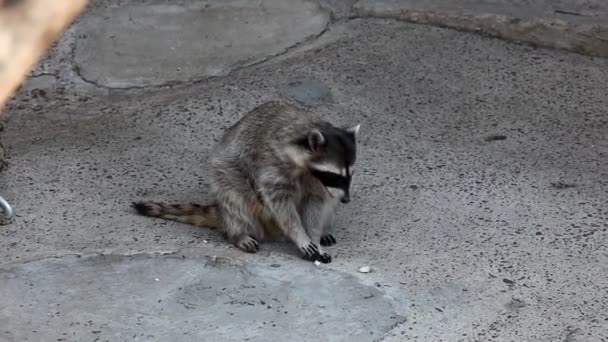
[{"x1": 136, "y1": 100, "x2": 359, "y2": 264}]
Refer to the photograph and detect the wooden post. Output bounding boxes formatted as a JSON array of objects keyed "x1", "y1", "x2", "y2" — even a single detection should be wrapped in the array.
[{"x1": 0, "y1": 0, "x2": 88, "y2": 110}]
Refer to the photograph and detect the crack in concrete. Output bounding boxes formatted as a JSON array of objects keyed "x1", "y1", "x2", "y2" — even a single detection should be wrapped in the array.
[
  {"x1": 29, "y1": 72, "x2": 58, "y2": 79},
  {"x1": 319, "y1": 0, "x2": 357, "y2": 22},
  {"x1": 349, "y1": 9, "x2": 608, "y2": 58},
  {"x1": 17, "y1": 0, "x2": 608, "y2": 95},
  {"x1": 66, "y1": 9, "x2": 607, "y2": 94},
  {"x1": 0, "y1": 253, "x2": 84, "y2": 269},
  {"x1": 68, "y1": 15, "x2": 333, "y2": 92},
  {"x1": 0, "y1": 250, "x2": 183, "y2": 269}
]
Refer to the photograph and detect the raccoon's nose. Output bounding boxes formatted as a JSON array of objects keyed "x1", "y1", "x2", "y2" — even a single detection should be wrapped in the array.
[{"x1": 340, "y1": 195, "x2": 350, "y2": 203}]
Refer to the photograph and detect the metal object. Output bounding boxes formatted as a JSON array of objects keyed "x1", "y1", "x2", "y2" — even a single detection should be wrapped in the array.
[{"x1": 0, "y1": 195, "x2": 14, "y2": 220}]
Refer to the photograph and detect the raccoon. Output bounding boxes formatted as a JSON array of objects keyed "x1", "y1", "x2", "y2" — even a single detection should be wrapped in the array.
[{"x1": 133, "y1": 100, "x2": 360, "y2": 264}]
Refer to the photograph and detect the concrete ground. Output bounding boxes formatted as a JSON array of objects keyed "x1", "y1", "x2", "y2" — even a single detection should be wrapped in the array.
[{"x1": 1, "y1": 0, "x2": 607, "y2": 341}]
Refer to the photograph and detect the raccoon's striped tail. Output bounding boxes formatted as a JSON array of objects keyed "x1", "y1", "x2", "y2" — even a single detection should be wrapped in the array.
[{"x1": 132, "y1": 201, "x2": 223, "y2": 230}]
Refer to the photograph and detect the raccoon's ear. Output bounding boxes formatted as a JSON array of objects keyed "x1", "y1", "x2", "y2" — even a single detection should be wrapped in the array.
[
  {"x1": 346, "y1": 124, "x2": 361, "y2": 138},
  {"x1": 308, "y1": 129, "x2": 326, "y2": 152}
]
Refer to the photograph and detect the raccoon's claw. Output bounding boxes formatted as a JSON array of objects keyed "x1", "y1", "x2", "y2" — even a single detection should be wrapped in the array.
[
  {"x1": 236, "y1": 235, "x2": 260, "y2": 253},
  {"x1": 303, "y1": 252, "x2": 332, "y2": 264},
  {"x1": 320, "y1": 234, "x2": 336, "y2": 246},
  {"x1": 317, "y1": 252, "x2": 332, "y2": 263},
  {"x1": 300, "y1": 243, "x2": 332, "y2": 264},
  {"x1": 300, "y1": 242, "x2": 320, "y2": 260}
]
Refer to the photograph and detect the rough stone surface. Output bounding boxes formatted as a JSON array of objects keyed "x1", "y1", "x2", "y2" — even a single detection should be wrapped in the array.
[
  {"x1": 1, "y1": 2, "x2": 608, "y2": 342},
  {"x1": 73, "y1": 0, "x2": 330, "y2": 88},
  {"x1": 319, "y1": 0, "x2": 358, "y2": 19},
  {"x1": 0, "y1": 254, "x2": 405, "y2": 341},
  {"x1": 279, "y1": 78, "x2": 333, "y2": 106},
  {"x1": 353, "y1": 0, "x2": 608, "y2": 57}
]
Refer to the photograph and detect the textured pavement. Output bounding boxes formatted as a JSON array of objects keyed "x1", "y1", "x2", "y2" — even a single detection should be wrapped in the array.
[{"x1": 1, "y1": 1, "x2": 607, "y2": 341}]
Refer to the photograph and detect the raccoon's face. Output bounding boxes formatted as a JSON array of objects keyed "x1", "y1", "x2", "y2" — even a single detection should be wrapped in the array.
[{"x1": 304, "y1": 123, "x2": 360, "y2": 203}]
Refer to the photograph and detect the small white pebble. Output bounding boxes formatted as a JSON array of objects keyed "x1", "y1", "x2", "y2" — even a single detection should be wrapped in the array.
[
  {"x1": 314, "y1": 260, "x2": 322, "y2": 266},
  {"x1": 203, "y1": 239, "x2": 208, "y2": 243},
  {"x1": 154, "y1": 278, "x2": 160, "y2": 282},
  {"x1": 358, "y1": 266, "x2": 371, "y2": 273}
]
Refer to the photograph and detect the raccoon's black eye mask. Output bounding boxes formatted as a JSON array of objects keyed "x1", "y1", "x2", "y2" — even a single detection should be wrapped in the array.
[{"x1": 310, "y1": 169, "x2": 351, "y2": 191}]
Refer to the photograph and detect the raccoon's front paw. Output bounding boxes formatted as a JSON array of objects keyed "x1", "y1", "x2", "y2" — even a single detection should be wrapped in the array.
[
  {"x1": 320, "y1": 234, "x2": 336, "y2": 246},
  {"x1": 300, "y1": 242, "x2": 320, "y2": 261},
  {"x1": 300, "y1": 243, "x2": 332, "y2": 264},
  {"x1": 317, "y1": 252, "x2": 332, "y2": 264},
  {"x1": 236, "y1": 235, "x2": 260, "y2": 253}
]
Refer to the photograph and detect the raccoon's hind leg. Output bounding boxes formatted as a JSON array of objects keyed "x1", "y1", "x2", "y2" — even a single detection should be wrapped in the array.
[
  {"x1": 225, "y1": 214, "x2": 260, "y2": 253},
  {"x1": 217, "y1": 191, "x2": 263, "y2": 253}
]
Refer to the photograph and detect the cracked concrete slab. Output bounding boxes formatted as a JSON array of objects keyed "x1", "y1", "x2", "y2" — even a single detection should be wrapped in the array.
[
  {"x1": 72, "y1": 0, "x2": 330, "y2": 88},
  {"x1": 2, "y1": 3, "x2": 608, "y2": 342},
  {"x1": 0, "y1": 254, "x2": 405, "y2": 342},
  {"x1": 353, "y1": 0, "x2": 608, "y2": 57}
]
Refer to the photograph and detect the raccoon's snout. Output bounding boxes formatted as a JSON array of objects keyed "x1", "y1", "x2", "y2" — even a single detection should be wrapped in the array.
[{"x1": 340, "y1": 194, "x2": 350, "y2": 203}]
